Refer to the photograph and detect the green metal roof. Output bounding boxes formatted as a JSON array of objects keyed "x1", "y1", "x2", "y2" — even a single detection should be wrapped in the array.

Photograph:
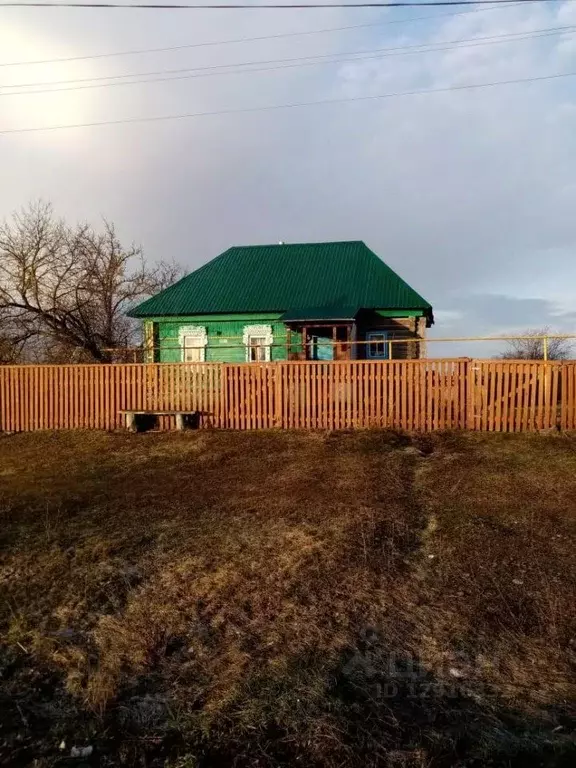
[{"x1": 129, "y1": 241, "x2": 433, "y2": 321}]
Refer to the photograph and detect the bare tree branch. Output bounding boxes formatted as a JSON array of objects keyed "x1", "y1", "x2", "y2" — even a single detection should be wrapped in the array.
[{"x1": 0, "y1": 202, "x2": 184, "y2": 363}]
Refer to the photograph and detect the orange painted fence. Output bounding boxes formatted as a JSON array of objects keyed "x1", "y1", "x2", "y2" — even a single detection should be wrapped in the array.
[{"x1": 0, "y1": 359, "x2": 575, "y2": 433}]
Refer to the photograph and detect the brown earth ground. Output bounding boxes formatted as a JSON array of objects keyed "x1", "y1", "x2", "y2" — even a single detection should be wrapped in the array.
[{"x1": 0, "y1": 429, "x2": 575, "y2": 767}]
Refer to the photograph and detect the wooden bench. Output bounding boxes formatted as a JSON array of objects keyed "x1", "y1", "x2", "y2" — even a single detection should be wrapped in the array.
[{"x1": 119, "y1": 410, "x2": 200, "y2": 432}]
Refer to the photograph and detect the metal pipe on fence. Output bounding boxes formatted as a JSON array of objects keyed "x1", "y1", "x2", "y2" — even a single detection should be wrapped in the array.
[{"x1": 97, "y1": 333, "x2": 576, "y2": 357}]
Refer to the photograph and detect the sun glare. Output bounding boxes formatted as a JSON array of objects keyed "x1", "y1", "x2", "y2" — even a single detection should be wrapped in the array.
[{"x1": 0, "y1": 24, "x2": 96, "y2": 133}]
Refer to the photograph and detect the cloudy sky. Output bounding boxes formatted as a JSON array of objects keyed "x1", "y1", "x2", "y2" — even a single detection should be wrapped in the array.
[{"x1": 1, "y1": 0, "x2": 576, "y2": 355}]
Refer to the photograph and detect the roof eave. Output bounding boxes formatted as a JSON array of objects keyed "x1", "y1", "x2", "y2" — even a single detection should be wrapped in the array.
[{"x1": 129, "y1": 305, "x2": 434, "y2": 321}]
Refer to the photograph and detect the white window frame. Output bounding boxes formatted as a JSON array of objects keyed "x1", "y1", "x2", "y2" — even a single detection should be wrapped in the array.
[
  {"x1": 179, "y1": 325, "x2": 208, "y2": 363},
  {"x1": 242, "y1": 324, "x2": 273, "y2": 363}
]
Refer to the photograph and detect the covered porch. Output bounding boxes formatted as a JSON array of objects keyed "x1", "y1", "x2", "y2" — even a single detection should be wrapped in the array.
[
  {"x1": 282, "y1": 306, "x2": 357, "y2": 361},
  {"x1": 281, "y1": 307, "x2": 425, "y2": 361}
]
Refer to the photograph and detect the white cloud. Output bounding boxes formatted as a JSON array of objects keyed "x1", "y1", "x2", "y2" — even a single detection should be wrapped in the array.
[{"x1": 432, "y1": 310, "x2": 465, "y2": 326}]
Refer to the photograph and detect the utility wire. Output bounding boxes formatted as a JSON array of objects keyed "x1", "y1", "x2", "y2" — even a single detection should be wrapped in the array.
[
  {"x1": 0, "y1": 0, "x2": 569, "y2": 8},
  {"x1": 2, "y1": 25, "x2": 572, "y2": 94},
  {"x1": 0, "y1": 2, "x2": 524, "y2": 68},
  {"x1": 1, "y1": 69, "x2": 573, "y2": 134}
]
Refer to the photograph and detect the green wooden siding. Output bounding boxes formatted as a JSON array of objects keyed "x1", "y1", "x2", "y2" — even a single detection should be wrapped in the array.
[
  {"x1": 375, "y1": 309, "x2": 423, "y2": 318},
  {"x1": 149, "y1": 311, "x2": 426, "y2": 363},
  {"x1": 152, "y1": 314, "x2": 303, "y2": 363}
]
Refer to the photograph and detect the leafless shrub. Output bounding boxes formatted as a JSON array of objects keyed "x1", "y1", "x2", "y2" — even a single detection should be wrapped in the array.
[{"x1": 498, "y1": 327, "x2": 573, "y2": 360}]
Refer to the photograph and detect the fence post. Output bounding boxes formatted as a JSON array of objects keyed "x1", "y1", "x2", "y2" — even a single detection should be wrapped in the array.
[
  {"x1": 466, "y1": 359, "x2": 475, "y2": 430},
  {"x1": 274, "y1": 363, "x2": 284, "y2": 428}
]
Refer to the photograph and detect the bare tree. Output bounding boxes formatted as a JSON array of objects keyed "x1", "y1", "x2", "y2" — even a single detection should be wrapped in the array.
[
  {"x1": 499, "y1": 327, "x2": 573, "y2": 360},
  {"x1": 0, "y1": 202, "x2": 181, "y2": 362},
  {"x1": 0, "y1": 328, "x2": 21, "y2": 363},
  {"x1": 0, "y1": 306, "x2": 35, "y2": 363}
]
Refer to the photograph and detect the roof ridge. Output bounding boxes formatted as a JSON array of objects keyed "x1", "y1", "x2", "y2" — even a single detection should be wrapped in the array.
[{"x1": 228, "y1": 240, "x2": 365, "y2": 249}]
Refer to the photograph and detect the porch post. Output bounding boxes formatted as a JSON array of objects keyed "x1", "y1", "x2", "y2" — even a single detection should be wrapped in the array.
[
  {"x1": 350, "y1": 323, "x2": 358, "y2": 360},
  {"x1": 302, "y1": 326, "x2": 307, "y2": 360}
]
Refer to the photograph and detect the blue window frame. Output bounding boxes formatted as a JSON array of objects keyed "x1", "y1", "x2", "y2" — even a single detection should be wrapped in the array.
[{"x1": 366, "y1": 331, "x2": 389, "y2": 359}]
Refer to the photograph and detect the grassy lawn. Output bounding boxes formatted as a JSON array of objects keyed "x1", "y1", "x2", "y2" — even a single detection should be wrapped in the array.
[{"x1": 0, "y1": 430, "x2": 575, "y2": 767}]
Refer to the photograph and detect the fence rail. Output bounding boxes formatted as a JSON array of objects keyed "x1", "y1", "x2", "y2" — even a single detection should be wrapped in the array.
[{"x1": 0, "y1": 359, "x2": 575, "y2": 433}]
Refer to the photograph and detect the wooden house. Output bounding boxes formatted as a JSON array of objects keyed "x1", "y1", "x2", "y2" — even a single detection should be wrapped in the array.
[{"x1": 129, "y1": 241, "x2": 433, "y2": 362}]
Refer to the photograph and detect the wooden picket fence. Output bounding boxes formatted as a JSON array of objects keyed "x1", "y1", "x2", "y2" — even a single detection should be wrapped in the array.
[{"x1": 0, "y1": 359, "x2": 575, "y2": 433}]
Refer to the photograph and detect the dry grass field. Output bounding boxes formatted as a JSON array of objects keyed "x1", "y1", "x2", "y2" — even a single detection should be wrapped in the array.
[{"x1": 0, "y1": 429, "x2": 575, "y2": 767}]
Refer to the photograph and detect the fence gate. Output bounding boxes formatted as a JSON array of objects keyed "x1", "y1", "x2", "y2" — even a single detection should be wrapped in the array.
[{"x1": 467, "y1": 361, "x2": 564, "y2": 432}]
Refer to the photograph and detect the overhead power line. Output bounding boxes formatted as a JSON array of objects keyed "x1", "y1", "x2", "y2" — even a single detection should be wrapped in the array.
[
  {"x1": 0, "y1": 0, "x2": 569, "y2": 8},
  {"x1": 2, "y1": 25, "x2": 572, "y2": 94},
  {"x1": 1, "y1": 69, "x2": 573, "y2": 134},
  {"x1": 0, "y1": 2, "x2": 524, "y2": 68}
]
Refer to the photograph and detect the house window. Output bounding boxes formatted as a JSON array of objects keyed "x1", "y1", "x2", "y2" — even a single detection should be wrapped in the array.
[
  {"x1": 242, "y1": 325, "x2": 273, "y2": 362},
  {"x1": 248, "y1": 337, "x2": 268, "y2": 362},
  {"x1": 182, "y1": 337, "x2": 205, "y2": 362},
  {"x1": 178, "y1": 325, "x2": 207, "y2": 362},
  {"x1": 367, "y1": 331, "x2": 389, "y2": 359}
]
